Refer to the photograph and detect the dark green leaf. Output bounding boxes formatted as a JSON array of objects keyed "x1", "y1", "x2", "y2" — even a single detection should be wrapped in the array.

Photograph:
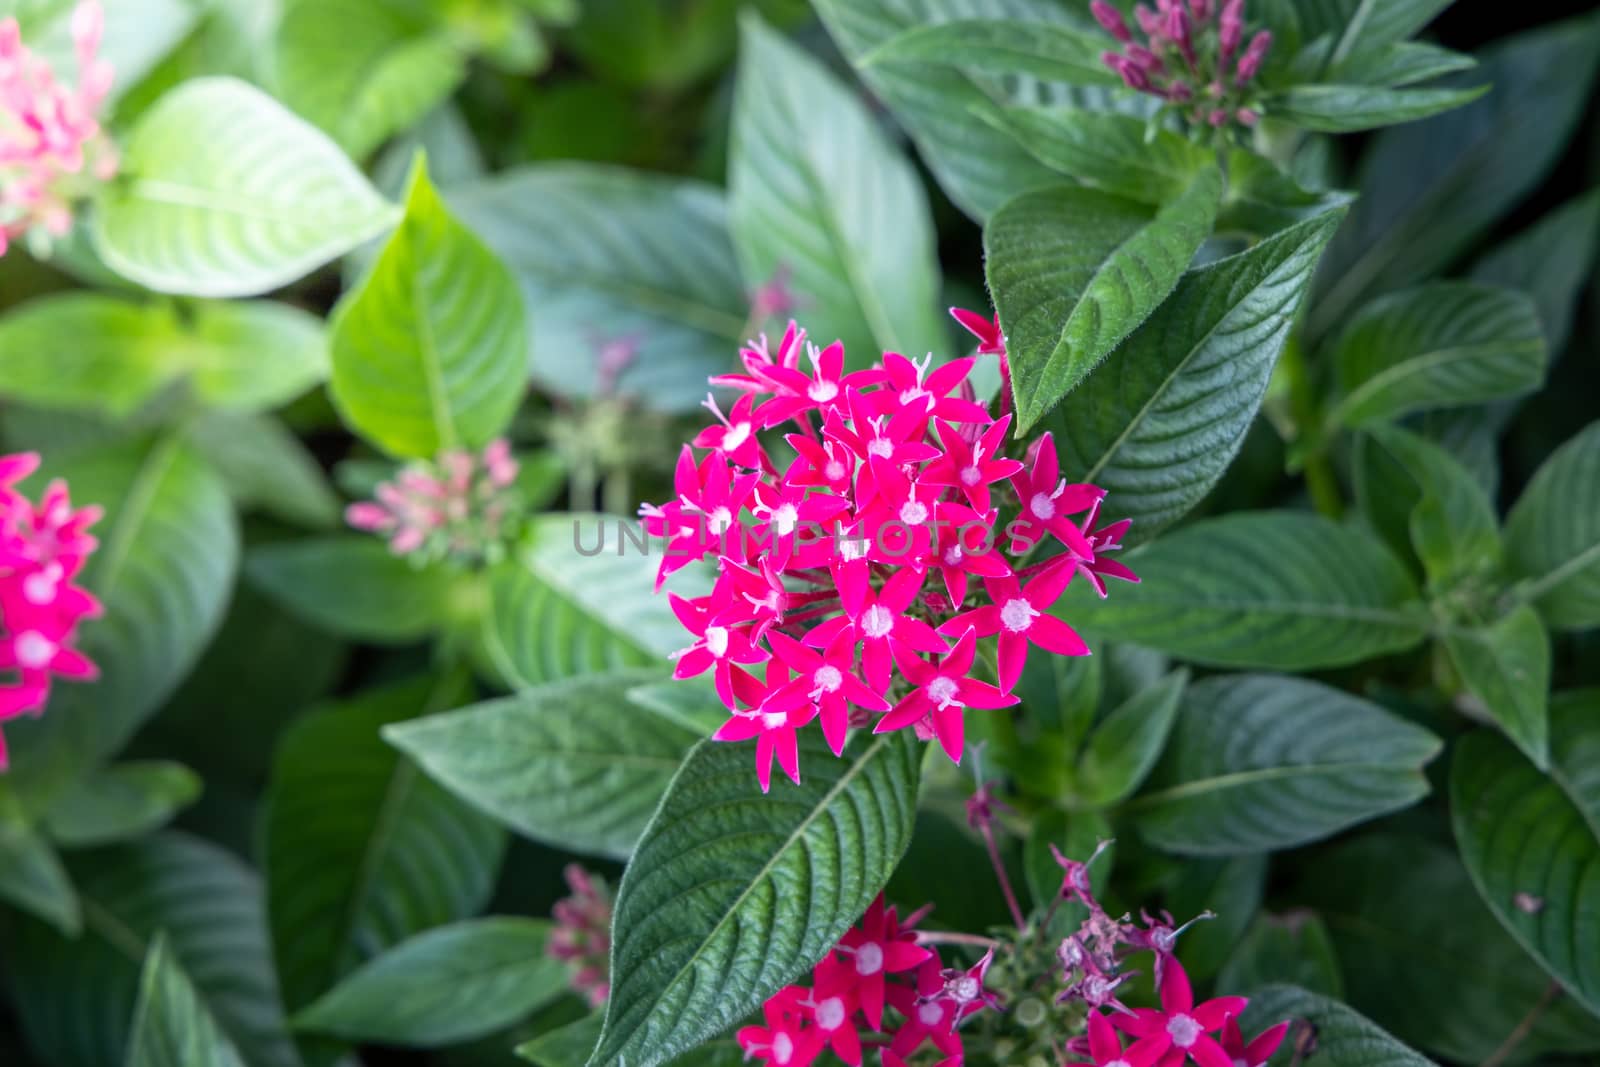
[
  {"x1": 1444, "y1": 606, "x2": 1551, "y2": 769},
  {"x1": 42, "y1": 762, "x2": 201, "y2": 848},
  {"x1": 988, "y1": 168, "x2": 1222, "y2": 431},
  {"x1": 1362, "y1": 425, "x2": 1500, "y2": 587},
  {"x1": 518, "y1": 1014, "x2": 603, "y2": 1067},
  {"x1": 588, "y1": 730, "x2": 922, "y2": 1067},
  {"x1": 864, "y1": 19, "x2": 1117, "y2": 85},
  {"x1": 184, "y1": 413, "x2": 342, "y2": 530},
  {"x1": 1505, "y1": 422, "x2": 1600, "y2": 630},
  {"x1": 1471, "y1": 190, "x2": 1600, "y2": 358},
  {"x1": 1217, "y1": 150, "x2": 1352, "y2": 238},
  {"x1": 1219, "y1": 914, "x2": 1344, "y2": 998},
  {"x1": 1266, "y1": 83, "x2": 1486, "y2": 133},
  {"x1": 977, "y1": 107, "x2": 1209, "y2": 206},
  {"x1": 126, "y1": 935, "x2": 248, "y2": 1067},
  {"x1": 0, "y1": 793, "x2": 80, "y2": 934},
  {"x1": 1240, "y1": 985, "x2": 1438, "y2": 1067},
  {"x1": 1133, "y1": 674, "x2": 1441, "y2": 855},
  {"x1": 246, "y1": 537, "x2": 457, "y2": 644},
  {"x1": 1166, "y1": 853, "x2": 1266, "y2": 980},
  {"x1": 1333, "y1": 40, "x2": 1477, "y2": 86},
  {"x1": 1071, "y1": 670, "x2": 1186, "y2": 809}
]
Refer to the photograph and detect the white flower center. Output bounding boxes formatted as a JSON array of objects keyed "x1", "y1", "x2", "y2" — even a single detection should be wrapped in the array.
[
  {"x1": 813, "y1": 665, "x2": 843, "y2": 693},
  {"x1": 866, "y1": 437, "x2": 894, "y2": 459},
  {"x1": 1168, "y1": 1014, "x2": 1201, "y2": 1048},
  {"x1": 859, "y1": 604, "x2": 894, "y2": 639},
  {"x1": 22, "y1": 568, "x2": 58, "y2": 605},
  {"x1": 721, "y1": 422, "x2": 751, "y2": 452},
  {"x1": 14, "y1": 630, "x2": 54, "y2": 669},
  {"x1": 824, "y1": 459, "x2": 847, "y2": 481},
  {"x1": 1029, "y1": 492, "x2": 1056, "y2": 520},
  {"x1": 855, "y1": 942, "x2": 884, "y2": 975},
  {"x1": 926, "y1": 676, "x2": 961, "y2": 709},
  {"x1": 808, "y1": 380, "x2": 839, "y2": 403},
  {"x1": 1109, "y1": 1061, "x2": 1132, "y2": 1067},
  {"x1": 762, "y1": 709, "x2": 788, "y2": 730},
  {"x1": 954, "y1": 976, "x2": 979, "y2": 1001},
  {"x1": 839, "y1": 537, "x2": 868, "y2": 562},
  {"x1": 999, "y1": 598, "x2": 1037, "y2": 633},
  {"x1": 918, "y1": 1002, "x2": 944, "y2": 1026},
  {"x1": 899, "y1": 386, "x2": 929, "y2": 406},
  {"x1": 960, "y1": 465, "x2": 983, "y2": 486},
  {"x1": 899, "y1": 500, "x2": 929, "y2": 525},
  {"x1": 772, "y1": 503, "x2": 799, "y2": 536},
  {"x1": 944, "y1": 544, "x2": 964, "y2": 565},
  {"x1": 771, "y1": 1032, "x2": 794, "y2": 1064},
  {"x1": 704, "y1": 626, "x2": 730, "y2": 658},
  {"x1": 708, "y1": 506, "x2": 733, "y2": 534},
  {"x1": 815, "y1": 997, "x2": 847, "y2": 1030}
]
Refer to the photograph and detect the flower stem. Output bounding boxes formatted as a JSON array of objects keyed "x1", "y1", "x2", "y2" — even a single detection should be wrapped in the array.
[
  {"x1": 979, "y1": 821, "x2": 1027, "y2": 932},
  {"x1": 1479, "y1": 981, "x2": 1562, "y2": 1067},
  {"x1": 915, "y1": 931, "x2": 1003, "y2": 950}
]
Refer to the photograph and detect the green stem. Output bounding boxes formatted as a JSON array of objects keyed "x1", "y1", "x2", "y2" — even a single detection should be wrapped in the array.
[{"x1": 1279, "y1": 337, "x2": 1343, "y2": 519}]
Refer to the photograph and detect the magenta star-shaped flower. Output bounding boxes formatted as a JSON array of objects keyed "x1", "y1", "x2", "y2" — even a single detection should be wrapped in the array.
[
  {"x1": 1112, "y1": 958, "x2": 1248, "y2": 1067},
  {"x1": 876, "y1": 629, "x2": 1017, "y2": 763},
  {"x1": 804, "y1": 566, "x2": 946, "y2": 690},
  {"x1": 764, "y1": 630, "x2": 886, "y2": 756},
  {"x1": 1070, "y1": 1011, "x2": 1166, "y2": 1067},
  {"x1": 736, "y1": 994, "x2": 825, "y2": 1067},
  {"x1": 921, "y1": 415, "x2": 1023, "y2": 513},
  {"x1": 833, "y1": 896, "x2": 932, "y2": 1030},
  {"x1": 1007, "y1": 432, "x2": 1101, "y2": 558},
  {"x1": 712, "y1": 661, "x2": 813, "y2": 793},
  {"x1": 940, "y1": 559, "x2": 1088, "y2": 692},
  {"x1": 950, "y1": 306, "x2": 1006, "y2": 355}
]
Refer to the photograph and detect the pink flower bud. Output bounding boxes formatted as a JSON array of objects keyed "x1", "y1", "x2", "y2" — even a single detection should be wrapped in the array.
[
  {"x1": 1209, "y1": 108, "x2": 1229, "y2": 126},
  {"x1": 1090, "y1": 0, "x2": 1133, "y2": 41},
  {"x1": 1236, "y1": 29, "x2": 1271, "y2": 84},
  {"x1": 1220, "y1": 0, "x2": 1245, "y2": 58},
  {"x1": 1236, "y1": 106, "x2": 1260, "y2": 125},
  {"x1": 1189, "y1": 0, "x2": 1212, "y2": 18},
  {"x1": 1127, "y1": 44, "x2": 1165, "y2": 72},
  {"x1": 345, "y1": 502, "x2": 394, "y2": 532},
  {"x1": 1134, "y1": 3, "x2": 1163, "y2": 39}
]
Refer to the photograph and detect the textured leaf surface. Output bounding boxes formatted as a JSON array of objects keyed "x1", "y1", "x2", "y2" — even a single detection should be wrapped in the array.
[
  {"x1": 450, "y1": 165, "x2": 747, "y2": 412},
  {"x1": 42, "y1": 761, "x2": 201, "y2": 848},
  {"x1": 1266, "y1": 83, "x2": 1486, "y2": 132},
  {"x1": 1061, "y1": 512, "x2": 1426, "y2": 669},
  {"x1": 1452, "y1": 691, "x2": 1600, "y2": 1015},
  {"x1": 978, "y1": 107, "x2": 1207, "y2": 206},
  {"x1": 263, "y1": 674, "x2": 507, "y2": 1014},
  {"x1": 294, "y1": 918, "x2": 566, "y2": 1047},
  {"x1": 1362, "y1": 425, "x2": 1500, "y2": 587},
  {"x1": 730, "y1": 15, "x2": 943, "y2": 371},
  {"x1": 988, "y1": 170, "x2": 1221, "y2": 431},
  {"x1": 1045, "y1": 209, "x2": 1342, "y2": 543},
  {"x1": 864, "y1": 18, "x2": 1116, "y2": 85},
  {"x1": 1132, "y1": 674, "x2": 1440, "y2": 855},
  {"x1": 94, "y1": 77, "x2": 397, "y2": 297},
  {"x1": 1506, "y1": 422, "x2": 1600, "y2": 630},
  {"x1": 1331, "y1": 282, "x2": 1545, "y2": 427},
  {"x1": 589, "y1": 730, "x2": 922, "y2": 1066},
  {"x1": 1218, "y1": 914, "x2": 1343, "y2": 998},
  {"x1": 6, "y1": 833, "x2": 302, "y2": 1067},
  {"x1": 127, "y1": 936, "x2": 248, "y2": 1067},
  {"x1": 246, "y1": 537, "x2": 457, "y2": 644},
  {"x1": 1445, "y1": 606, "x2": 1551, "y2": 769},
  {"x1": 330, "y1": 159, "x2": 527, "y2": 458},
  {"x1": 386, "y1": 671, "x2": 706, "y2": 859},
  {"x1": 1240, "y1": 986, "x2": 1437, "y2": 1067}
]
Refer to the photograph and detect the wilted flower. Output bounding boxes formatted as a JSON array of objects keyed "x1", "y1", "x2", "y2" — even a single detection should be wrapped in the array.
[
  {"x1": 345, "y1": 438, "x2": 522, "y2": 566},
  {"x1": 547, "y1": 864, "x2": 612, "y2": 1008}
]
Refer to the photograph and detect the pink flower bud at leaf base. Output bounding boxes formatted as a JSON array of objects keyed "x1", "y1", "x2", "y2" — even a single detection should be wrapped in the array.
[
  {"x1": 1236, "y1": 29, "x2": 1272, "y2": 85},
  {"x1": 1091, "y1": 0, "x2": 1133, "y2": 42},
  {"x1": 1220, "y1": 0, "x2": 1245, "y2": 59}
]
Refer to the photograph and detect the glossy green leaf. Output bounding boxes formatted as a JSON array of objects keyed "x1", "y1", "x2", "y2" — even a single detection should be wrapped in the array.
[
  {"x1": 330, "y1": 157, "x2": 527, "y2": 458},
  {"x1": 989, "y1": 168, "x2": 1221, "y2": 431},
  {"x1": 450, "y1": 166, "x2": 747, "y2": 413},
  {"x1": 1506, "y1": 422, "x2": 1600, "y2": 630},
  {"x1": 263, "y1": 673, "x2": 506, "y2": 1015},
  {"x1": 863, "y1": 18, "x2": 1117, "y2": 85},
  {"x1": 184, "y1": 413, "x2": 342, "y2": 529},
  {"x1": 588, "y1": 730, "x2": 922, "y2": 1067},
  {"x1": 1452, "y1": 691, "x2": 1600, "y2": 1015},
  {"x1": 1132, "y1": 674, "x2": 1441, "y2": 855},
  {"x1": 42, "y1": 761, "x2": 201, "y2": 848},
  {"x1": 730, "y1": 15, "x2": 944, "y2": 371},
  {"x1": 1045, "y1": 208, "x2": 1343, "y2": 543},
  {"x1": 246, "y1": 537, "x2": 458, "y2": 644},
  {"x1": 94, "y1": 77, "x2": 398, "y2": 297},
  {"x1": 1071, "y1": 670, "x2": 1187, "y2": 809},
  {"x1": 1240, "y1": 985, "x2": 1437, "y2": 1067},
  {"x1": 1362, "y1": 425, "x2": 1500, "y2": 587},
  {"x1": 977, "y1": 107, "x2": 1208, "y2": 206},
  {"x1": 5, "y1": 833, "x2": 302, "y2": 1067},
  {"x1": 386, "y1": 670, "x2": 706, "y2": 860},
  {"x1": 294, "y1": 917, "x2": 566, "y2": 1047},
  {"x1": 1061, "y1": 512, "x2": 1427, "y2": 669},
  {"x1": 127, "y1": 935, "x2": 248, "y2": 1067},
  {"x1": 1445, "y1": 606, "x2": 1551, "y2": 769},
  {"x1": 1218, "y1": 914, "x2": 1344, "y2": 998},
  {"x1": 1266, "y1": 83, "x2": 1486, "y2": 133},
  {"x1": 0, "y1": 797, "x2": 79, "y2": 934}
]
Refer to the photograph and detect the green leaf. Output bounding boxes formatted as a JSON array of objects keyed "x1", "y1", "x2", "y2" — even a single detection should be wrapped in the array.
[
  {"x1": 1071, "y1": 670, "x2": 1187, "y2": 809},
  {"x1": 5, "y1": 833, "x2": 302, "y2": 1067},
  {"x1": 127, "y1": 935, "x2": 248, "y2": 1067},
  {"x1": 1334, "y1": 40, "x2": 1478, "y2": 87},
  {"x1": 178, "y1": 301, "x2": 330, "y2": 412},
  {"x1": 1061, "y1": 512, "x2": 1427, "y2": 670},
  {"x1": 1505, "y1": 422, "x2": 1600, "y2": 630},
  {"x1": 330, "y1": 157, "x2": 527, "y2": 458},
  {"x1": 1240, "y1": 985, "x2": 1438, "y2": 1067},
  {"x1": 94, "y1": 77, "x2": 398, "y2": 298},
  {"x1": 386, "y1": 671, "x2": 706, "y2": 860},
  {"x1": 1331, "y1": 282, "x2": 1545, "y2": 428},
  {"x1": 1265, "y1": 83, "x2": 1486, "y2": 133},
  {"x1": 1471, "y1": 189, "x2": 1600, "y2": 358},
  {"x1": 588, "y1": 729, "x2": 922, "y2": 1067},
  {"x1": 863, "y1": 19, "x2": 1117, "y2": 85},
  {"x1": 450, "y1": 165, "x2": 747, "y2": 412},
  {"x1": 1044, "y1": 208, "x2": 1344, "y2": 543},
  {"x1": 1452, "y1": 691, "x2": 1600, "y2": 1015},
  {"x1": 1219, "y1": 914, "x2": 1344, "y2": 998},
  {"x1": 1444, "y1": 606, "x2": 1551, "y2": 769},
  {"x1": 293, "y1": 917, "x2": 566, "y2": 1047},
  {"x1": 1300, "y1": 833, "x2": 1600, "y2": 1062},
  {"x1": 42, "y1": 762, "x2": 201, "y2": 848},
  {"x1": 1132, "y1": 674, "x2": 1441, "y2": 855},
  {"x1": 0, "y1": 795, "x2": 80, "y2": 934},
  {"x1": 1320, "y1": 0, "x2": 1458, "y2": 66},
  {"x1": 1362, "y1": 425, "x2": 1500, "y2": 587},
  {"x1": 246, "y1": 537, "x2": 457, "y2": 644},
  {"x1": 263, "y1": 673, "x2": 507, "y2": 1014},
  {"x1": 3, "y1": 0, "x2": 199, "y2": 108},
  {"x1": 730, "y1": 14, "x2": 944, "y2": 371},
  {"x1": 518, "y1": 1014, "x2": 603, "y2": 1067},
  {"x1": 3, "y1": 439, "x2": 238, "y2": 812},
  {"x1": 977, "y1": 107, "x2": 1209, "y2": 206},
  {"x1": 183, "y1": 413, "x2": 342, "y2": 529},
  {"x1": 1217, "y1": 150, "x2": 1352, "y2": 238},
  {"x1": 1311, "y1": 16, "x2": 1600, "y2": 337},
  {"x1": 1167, "y1": 854, "x2": 1267, "y2": 980},
  {"x1": 989, "y1": 168, "x2": 1222, "y2": 431},
  {"x1": 275, "y1": 0, "x2": 467, "y2": 160}
]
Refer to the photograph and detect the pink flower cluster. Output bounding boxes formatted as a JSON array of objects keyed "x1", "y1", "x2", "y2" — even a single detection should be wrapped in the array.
[
  {"x1": 0, "y1": 452, "x2": 101, "y2": 769},
  {"x1": 1092, "y1": 0, "x2": 1272, "y2": 129},
  {"x1": 346, "y1": 438, "x2": 521, "y2": 564},
  {"x1": 547, "y1": 864, "x2": 612, "y2": 1009},
  {"x1": 738, "y1": 896, "x2": 999, "y2": 1067},
  {"x1": 640, "y1": 313, "x2": 1137, "y2": 792},
  {"x1": 0, "y1": 0, "x2": 116, "y2": 256}
]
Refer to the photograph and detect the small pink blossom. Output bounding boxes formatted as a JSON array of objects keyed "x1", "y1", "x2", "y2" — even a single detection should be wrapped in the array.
[
  {"x1": 877, "y1": 629, "x2": 1017, "y2": 763},
  {"x1": 344, "y1": 438, "x2": 523, "y2": 566},
  {"x1": 1097, "y1": 0, "x2": 1271, "y2": 133},
  {"x1": 1219, "y1": 1016, "x2": 1291, "y2": 1067},
  {"x1": 1113, "y1": 958, "x2": 1248, "y2": 1067},
  {"x1": 547, "y1": 864, "x2": 612, "y2": 1007}
]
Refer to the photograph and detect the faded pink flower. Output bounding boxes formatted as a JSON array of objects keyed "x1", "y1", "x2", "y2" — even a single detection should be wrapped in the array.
[
  {"x1": 547, "y1": 864, "x2": 613, "y2": 1008},
  {"x1": 344, "y1": 438, "x2": 522, "y2": 565}
]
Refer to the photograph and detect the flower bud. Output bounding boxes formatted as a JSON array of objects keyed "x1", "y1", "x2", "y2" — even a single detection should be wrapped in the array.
[{"x1": 1091, "y1": 0, "x2": 1133, "y2": 42}]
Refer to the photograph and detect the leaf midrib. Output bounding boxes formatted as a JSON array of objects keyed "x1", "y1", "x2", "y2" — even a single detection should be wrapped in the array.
[
  {"x1": 89, "y1": 434, "x2": 182, "y2": 600},
  {"x1": 1132, "y1": 760, "x2": 1430, "y2": 807},
  {"x1": 1334, "y1": 338, "x2": 1543, "y2": 424},
  {"x1": 123, "y1": 179, "x2": 386, "y2": 229}
]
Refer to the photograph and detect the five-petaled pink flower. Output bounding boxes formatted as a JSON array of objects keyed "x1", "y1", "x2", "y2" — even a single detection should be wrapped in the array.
[
  {"x1": 1070, "y1": 1011, "x2": 1167, "y2": 1067},
  {"x1": 1113, "y1": 958, "x2": 1249, "y2": 1067},
  {"x1": 878, "y1": 629, "x2": 1017, "y2": 762},
  {"x1": 1219, "y1": 1016, "x2": 1291, "y2": 1067},
  {"x1": 736, "y1": 997, "x2": 825, "y2": 1067},
  {"x1": 942, "y1": 560, "x2": 1089, "y2": 693}
]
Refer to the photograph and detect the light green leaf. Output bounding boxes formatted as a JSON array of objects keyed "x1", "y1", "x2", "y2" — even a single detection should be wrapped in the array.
[
  {"x1": 94, "y1": 77, "x2": 398, "y2": 298},
  {"x1": 385, "y1": 671, "x2": 706, "y2": 860},
  {"x1": 588, "y1": 730, "x2": 922, "y2": 1067},
  {"x1": 1265, "y1": 83, "x2": 1486, "y2": 133},
  {"x1": 127, "y1": 935, "x2": 249, "y2": 1067},
  {"x1": 1045, "y1": 208, "x2": 1343, "y2": 543},
  {"x1": 730, "y1": 14, "x2": 944, "y2": 370},
  {"x1": 184, "y1": 413, "x2": 342, "y2": 530},
  {"x1": 276, "y1": 0, "x2": 467, "y2": 160},
  {"x1": 293, "y1": 918, "x2": 566, "y2": 1047},
  {"x1": 330, "y1": 157, "x2": 527, "y2": 458},
  {"x1": 1452, "y1": 691, "x2": 1600, "y2": 1015},
  {"x1": 1218, "y1": 914, "x2": 1344, "y2": 998},
  {"x1": 1362, "y1": 425, "x2": 1500, "y2": 587},
  {"x1": 977, "y1": 107, "x2": 1209, "y2": 206},
  {"x1": 1506, "y1": 421, "x2": 1600, "y2": 630},
  {"x1": 518, "y1": 1014, "x2": 603, "y2": 1067},
  {"x1": 5, "y1": 833, "x2": 302, "y2": 1067},
  {"x1": 42, "y1": 761, "x2": 201, "y2": 848},
  {"x1": 1445, "y1": 606, "x2": 1552, "y2": 770},
  {"x1": 1132, "y1": 674, "x2": 1441, "y2": 855},
  {"x1": 1071, "y1": 670, "x2": 1187, "y2": 809},
  {"x1": 1240, "y1": 985, "x2": 1438, "y2": 1067},
  {"x1": 246, "y1": 537, "x2": 458, "y2": 644},
  {"x1": 864, "y1": 19, "x2": 1117, "y2": 85},
  {"x1": 1330, "y1": 282, "x2": 1545, "y2": 428},
  {"x1": 449, "y1": 165, "x2": 746, "y2": 412},
  {"x1": 0, "y1": 795, "x2": 80, "y2": 934},
  {"x1": 3, "y1": 439, "x2": 238, "y2": 813},
  {"x1": 1061, "y1": 512, "x2": 1427, "y2": 669},
  {"x1": 263, "y1": 673, "x2": 507, "y2": 1014},
  {"x1": 1334, "y1": 40, "x2": 1478, "y2": 87},
  {"x1": 990, "y1": 168, "x2": 1222, "y2": 431},
  {"x1": 179, "y1": 301, "x2": 329, "y2": 412}
]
